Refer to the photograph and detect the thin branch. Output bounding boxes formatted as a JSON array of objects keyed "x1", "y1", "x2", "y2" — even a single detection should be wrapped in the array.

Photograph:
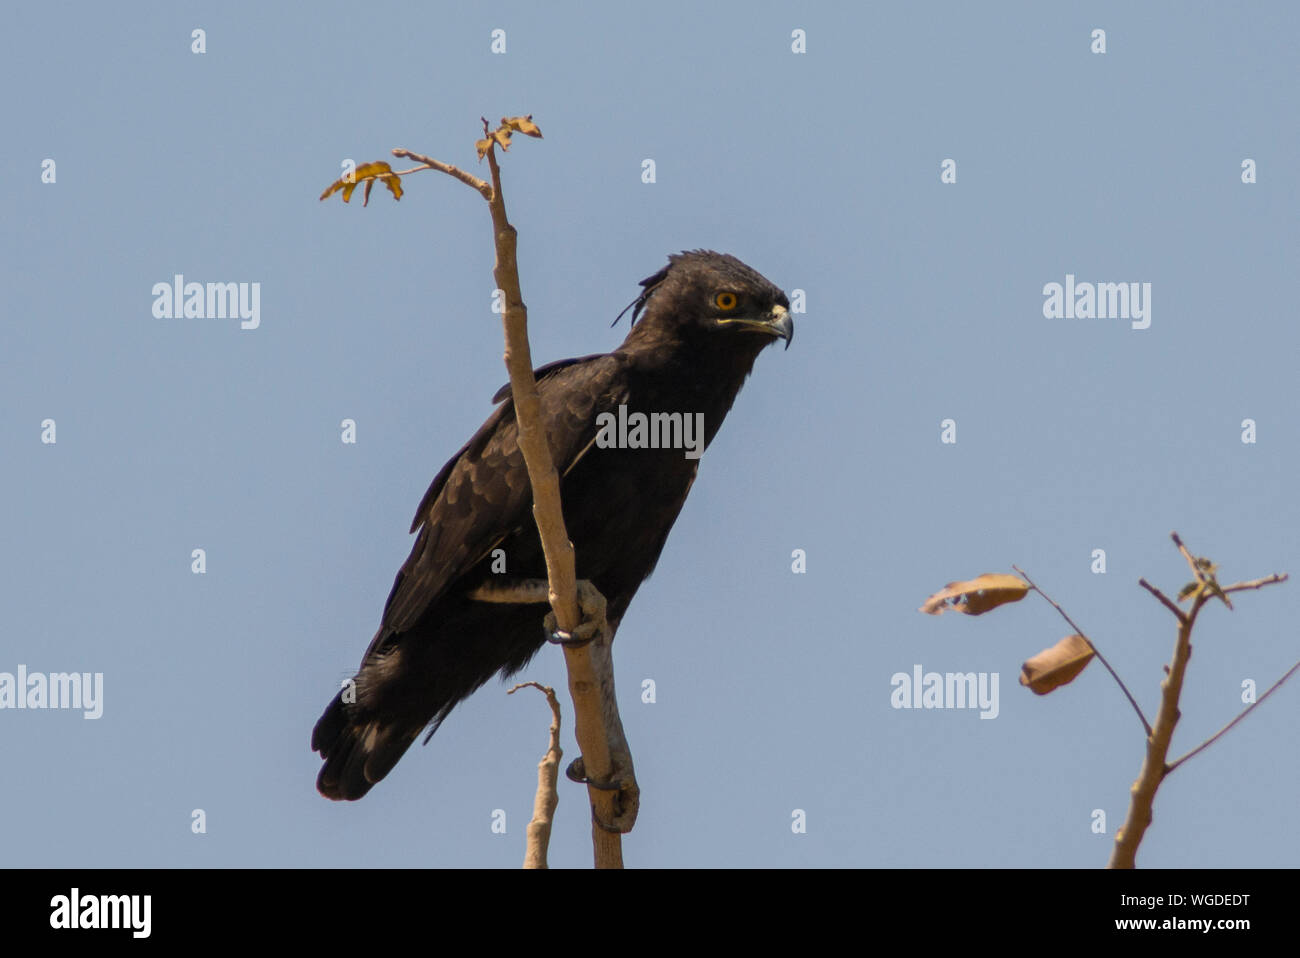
[
  {"x1": 1171, "y1": 531, "x2": 1201, "y2": 580},
  {"x1": 1139, "y1": 577, "x2": 1187, "y2": 623},
  {"x1": 1167, "y1": 656, "x2": 1300, "y2": 773},
  {"x1": 509, "y1": 682, "x2": 562, "y2": 869},
  {"x1": 390, "y1": 164, "x2": 440, "y2": 176},
  {"x1": 1109, "y1": 595, "x2": 1204, "y2": 868},
  {"x1": 482, "y1": 130, "x2": 626, "y2": 868},
  {"x1": 390, "y1": 147, "x2": 492, "y2": 198},
  {"x1": 1013, "y1": 565, "x2": 1151, "y2": 736},
  {"x1": 1222, "y1": 573, "x2": 1289, "y2": 595},
  {"x1": 483, "y1": 140, "x2": 576, "y2": 633},
  {"x1": 379, "y1": 120, "x2": 650, "y2": 868}
]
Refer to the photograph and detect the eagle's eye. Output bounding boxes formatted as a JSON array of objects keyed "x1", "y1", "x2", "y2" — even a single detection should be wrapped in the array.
[{"x1": 714, "y1": 291, "x2": 738, "y2": 311}]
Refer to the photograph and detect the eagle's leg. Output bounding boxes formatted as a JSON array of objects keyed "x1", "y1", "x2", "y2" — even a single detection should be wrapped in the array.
[
  {"x1": 466, "y1": 577, "x2": 552, "y2": 605},
  {"x1": 467, "y1": 577, "x2": 608, "y2": 646}
]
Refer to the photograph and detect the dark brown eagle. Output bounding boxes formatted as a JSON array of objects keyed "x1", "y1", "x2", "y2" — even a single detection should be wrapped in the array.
[{"x1": 312, "y1": 250, "x2": 793, "y2": 799}]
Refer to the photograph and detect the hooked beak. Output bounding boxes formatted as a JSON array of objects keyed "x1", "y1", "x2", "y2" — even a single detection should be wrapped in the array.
[{"x1": 717, "y1": 304, "x2": 794, "y2": 350}]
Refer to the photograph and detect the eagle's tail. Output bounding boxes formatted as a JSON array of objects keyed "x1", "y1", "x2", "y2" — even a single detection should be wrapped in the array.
[
  {"x1": 312, "y1": 601, "x2": 548, "y2": 800},
  {"x1": 311, "y1": 690, "x2": 421, "y2": 801}
]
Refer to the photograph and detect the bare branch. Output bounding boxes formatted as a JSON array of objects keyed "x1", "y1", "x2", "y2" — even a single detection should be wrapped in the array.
[
  {"x1": 390, "y1": 147, "x2": 492, "y2": 198},
  {"x1": 1222, "y1": 573, "x2": 1289, "y2": 595},
  {"x1": 481, "y1": 134, "x2": 626, "y2": 868},
  {"x1": 1109, "y1": 594, "x2": 1205, "y2": 867},
  {"x1": 1139, "y1": 577, "x2": 1187, "y2": 623},
  {"x1": 1013, "y1": 565, "x2": 1150, "y2": 736},
  {"x1": 509, "y1": 682, "x2": 562, "y2": 869},
  {"x1": 1171, "y1": 531, "x2": 1201, "y2": 580},
  {"x1": 1167, "y1": 657, "x2": 1300, "y2": 773}
]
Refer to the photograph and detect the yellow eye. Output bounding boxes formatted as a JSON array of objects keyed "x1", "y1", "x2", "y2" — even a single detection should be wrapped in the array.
[{"x1": 714, "y1": 292, "x2": 738, "y2": 311}]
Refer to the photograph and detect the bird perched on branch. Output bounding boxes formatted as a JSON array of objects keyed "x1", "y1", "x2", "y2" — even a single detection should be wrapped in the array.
[{"x1": 312, "y1": 250, "x2": 793, "y2": 799}]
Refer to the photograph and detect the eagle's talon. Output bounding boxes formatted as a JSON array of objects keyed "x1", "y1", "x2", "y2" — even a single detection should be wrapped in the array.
[
  {"x1": 543, "y1": 614, "x2": 599, "y2": 646},
  {"x1": 565, "y1": 756, "x2": 620, "y2": 790},
  {"x1": 594, "y1": 811, "x2": 633, "y2": 834},
  {"x1": 565, "y1": 757, "x2": 586, "y2": 783},
  {"x1": 543, "y1": 582, "x2": 609, "y2": 646},
  {"x1": 567, "y1": 758, "x2": 639, "y2": 833},
  {"x1": 547, "y1": 627, "x2": 591, "y2": 647}
]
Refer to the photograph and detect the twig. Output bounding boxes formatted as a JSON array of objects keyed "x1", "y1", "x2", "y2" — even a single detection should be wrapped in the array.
[
  {"x1": 1171, "y1": 532, "x2": 1200, "y2": 578},
  {"x1": 1222, "y1": 573, "x2": 1289, "y2": 595},
  {"x1": 508, "y1": 682, "x2": 562, "y2": 869},
  {"x1": 390, "y1": 147, "x2": 492, "y2": 198},
  {"x1": 1013, "y1": 565, "x2": 1150, "y2": 736},
  {"x1": 1139, "y1": 578, "x2": 1186, "y2": 623},
  {"x1": 1167, "y1": 656, "x2": 1300, "y2": 773}
]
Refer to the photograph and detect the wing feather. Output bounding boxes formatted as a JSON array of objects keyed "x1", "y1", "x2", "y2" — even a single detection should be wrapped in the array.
[{"x1": 377, "y1": 353, "x2": 627, "y2": 636}]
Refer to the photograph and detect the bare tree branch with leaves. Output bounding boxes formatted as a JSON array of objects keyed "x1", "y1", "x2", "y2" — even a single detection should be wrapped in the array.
[{"x1": 920, "y1": 532, "x2": 1293, "y2": 868}]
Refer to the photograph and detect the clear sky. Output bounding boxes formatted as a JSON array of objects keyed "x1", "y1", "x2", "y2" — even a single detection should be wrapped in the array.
[{"x1": 3, "y1": 1, "x2": 1297, "y2": 868}]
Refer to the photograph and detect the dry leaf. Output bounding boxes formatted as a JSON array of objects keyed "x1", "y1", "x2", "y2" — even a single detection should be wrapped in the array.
[
  {"x1": 919, "y1": 573, "x2": 1030, "y2": 616},
  {"x1": 319, "y1": 161, "x2": 403, "y2": 204},
  {"x1": 476, "y1": 116, "x2": 543, "y2": 160},
  {"x1": 503, "y1": 114, "x2": 543, "y2": 137},
  {"x1": 1020, "y1": 634, "x2": 1095, "y2": 695}
]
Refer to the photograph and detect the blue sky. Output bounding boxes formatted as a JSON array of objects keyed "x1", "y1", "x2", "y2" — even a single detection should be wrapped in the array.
[{"x1": 3, "y1": 1, "x2": 1297, "y2": 867}]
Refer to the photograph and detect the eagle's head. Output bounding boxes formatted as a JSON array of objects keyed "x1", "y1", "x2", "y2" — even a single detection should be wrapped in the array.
[{"x1": 622, "y1": 250, "x2": 793, "y2": 352}]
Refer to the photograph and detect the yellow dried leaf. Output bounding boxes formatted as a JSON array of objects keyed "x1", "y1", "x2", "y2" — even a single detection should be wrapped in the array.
[
  {"x1": 504, "y1": 114, "x2": 543, "y2": 137},
  {"x1": 320, "y1": 161, "x2": 401, "y2": 204},
  {"x1": 919, "y1": 573, "x2": 1030, "y2": 616},
  {"x1": 1020, "y1": 635, "x2": 1095, "y2": 695}
]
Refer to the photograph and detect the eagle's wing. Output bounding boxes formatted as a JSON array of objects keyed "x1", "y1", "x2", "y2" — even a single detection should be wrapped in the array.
[{"x1": 373, "y1": 352, "x2": 623, "y2": 641}]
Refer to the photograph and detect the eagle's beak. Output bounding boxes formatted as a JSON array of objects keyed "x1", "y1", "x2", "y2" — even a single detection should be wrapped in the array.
[
  {"x1": 718, "y1": 304, "x2": 794, "y2": 350},
  {"x1": 768, "y1": 305, "x2": 794, "y2": 350}
]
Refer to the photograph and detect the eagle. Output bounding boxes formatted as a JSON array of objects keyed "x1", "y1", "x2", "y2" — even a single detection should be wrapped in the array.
[{"x1": 313, "y1": 250, "x2": 793, "y2": 800}]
